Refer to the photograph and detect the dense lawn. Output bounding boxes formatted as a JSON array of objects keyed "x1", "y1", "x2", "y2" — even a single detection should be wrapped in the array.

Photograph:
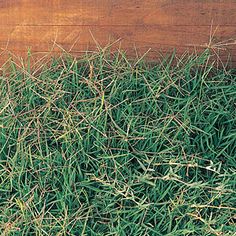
[{"x1": 0, "y1": 50, "x2": 236, "y2": 235}]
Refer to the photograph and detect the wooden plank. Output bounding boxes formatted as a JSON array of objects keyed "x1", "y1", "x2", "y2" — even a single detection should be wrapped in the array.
[
  {"x1": 0, "y1": 0, "x2": 235, "y2": 65},
  {"x1": 1, "y1": 25, "x2": 235, "y2": 51},
  {"x1": 1, "y1": 1, "x2": 236, "y2": 26}
]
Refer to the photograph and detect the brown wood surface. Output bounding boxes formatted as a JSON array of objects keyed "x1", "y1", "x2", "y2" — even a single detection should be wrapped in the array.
[{"x1": 0, "y1": 0, "x2": 236, "y2": 65}]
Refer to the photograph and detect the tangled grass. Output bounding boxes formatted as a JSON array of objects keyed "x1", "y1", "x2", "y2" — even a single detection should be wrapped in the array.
[{"x1": 0, "y1": 50, "x2": 236, "y2": 235}]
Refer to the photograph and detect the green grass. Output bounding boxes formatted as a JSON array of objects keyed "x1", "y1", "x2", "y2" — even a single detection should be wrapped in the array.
[{"x1": 0, "y1": 49, "x2": 236, "y2": 235}]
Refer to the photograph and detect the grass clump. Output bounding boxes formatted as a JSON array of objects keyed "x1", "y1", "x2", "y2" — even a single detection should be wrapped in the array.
[{"x1": 0, "y1": 50, "x2": 236, "y2": 235}]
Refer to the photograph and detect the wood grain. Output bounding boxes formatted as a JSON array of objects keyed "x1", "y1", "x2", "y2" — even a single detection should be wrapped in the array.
[{"x1": 0, "y1": 0, "x2": 235, "y2": 65}]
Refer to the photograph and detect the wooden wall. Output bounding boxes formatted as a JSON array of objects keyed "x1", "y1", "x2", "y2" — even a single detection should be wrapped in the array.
[{"x1": 0, "y1": 0, "x2": 236, "y2": 64}]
